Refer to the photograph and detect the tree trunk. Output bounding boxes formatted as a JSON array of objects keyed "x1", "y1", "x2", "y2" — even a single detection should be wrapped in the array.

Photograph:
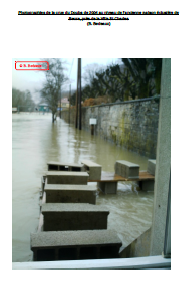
[
  {"x1": 52, "y1": 111, "x2": 57, "y2": 123},
  {"x1": 52, "y1": 112, "x2": 55, "y2": 123}
]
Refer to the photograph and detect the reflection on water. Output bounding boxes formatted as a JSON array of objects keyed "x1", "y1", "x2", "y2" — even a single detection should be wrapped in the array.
[{"x1": 12, "y1": 113, "x2": 154, "y2": 262}]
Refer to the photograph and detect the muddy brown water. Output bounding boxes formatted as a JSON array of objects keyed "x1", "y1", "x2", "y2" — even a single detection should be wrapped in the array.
[{"x1": 12, "y1": 113, "x2": 154, "y2": 262}]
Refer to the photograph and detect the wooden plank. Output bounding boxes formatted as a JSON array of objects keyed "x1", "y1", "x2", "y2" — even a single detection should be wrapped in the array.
[
  {"x1": 42, "y1": 171, "x2": 154, "y2": 182},
  {"x1": 88, "y1": 171, "x2": 154, "y2": 182},
  {"x1": 138, "y1": 171, "x2": 155, "y2": 181}
]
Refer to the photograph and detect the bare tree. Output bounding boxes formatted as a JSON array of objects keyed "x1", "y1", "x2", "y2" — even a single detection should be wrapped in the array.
[
  {"x1": 12, "y1": 87, "x2": 35, "y2": 111},
  {"x1": 40, "y1": 58, "x2": 68, "y2": 123},
  {"x1": 82, "y1": 63, "x2": 105, "y2": 86}
]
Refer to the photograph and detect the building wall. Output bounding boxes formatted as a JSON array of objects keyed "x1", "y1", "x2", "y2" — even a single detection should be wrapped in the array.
[{"x1": 62, "y1": 98, "x2": 159, "y2": 158}]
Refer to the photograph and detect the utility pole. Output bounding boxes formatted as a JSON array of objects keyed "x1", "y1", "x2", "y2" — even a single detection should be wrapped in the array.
[
  {"x1": 68, "y1": 84, "x2": 71, "y2": 124},
  {"x1": 78, "y1": 58, "x2": 82, "y2": 130},
  {"x1": 60, "y1": 89, "x2": 62, "y2": 119},
  {"x1": 75, "y1": 58, "x2": 82, "y2": 130},
  {"x1": 75, "y1": 88, "x2": 78, "y2": 128}
]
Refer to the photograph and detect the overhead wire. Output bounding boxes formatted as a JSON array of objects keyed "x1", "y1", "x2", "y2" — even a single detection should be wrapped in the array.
[{"x1": 69, "y1": 58, "x2": 74, "y2": 79}]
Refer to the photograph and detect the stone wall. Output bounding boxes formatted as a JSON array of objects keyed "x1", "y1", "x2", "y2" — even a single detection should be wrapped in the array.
[{"x1": 61, "y1": 98, "x2": 159, "y2": 158}]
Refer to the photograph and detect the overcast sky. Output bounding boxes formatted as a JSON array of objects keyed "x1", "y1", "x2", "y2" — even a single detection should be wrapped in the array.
[{"x1": 12, "y1": 58, "x2": 121, "y2": 103}]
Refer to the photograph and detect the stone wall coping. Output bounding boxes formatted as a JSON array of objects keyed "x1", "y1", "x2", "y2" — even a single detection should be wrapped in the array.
[
  {"x1": 41, "y1": 203, "x2": 109, "y2": 213},
  {"x1": 82, "y1": 97, "x2": 160, "y2": 109},
  {"x1": 31, "y1": 230, "x2": 121, "y2": 248},
  {"x1": 45, "y1": 184, "x2": 97, "y2": 191}
]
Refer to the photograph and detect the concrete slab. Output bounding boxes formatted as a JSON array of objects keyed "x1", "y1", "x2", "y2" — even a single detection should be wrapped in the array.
[
  {"x1": 140, "y1": 180, "x2": 154, "y2": 191},
  {"x1": 46, "y1": 171, "x2": 89, "y2": 185},
  {"x1": 97, "y1": 182, "x2": 117, "y2": 194},
  {"x1": 115, "y1": 160, "x2": 139, "y2": 179},
  {"x1": 147, "y1": 159, "x2": 156, "y2": 176},
  {"x1": 47, "y1": 161, "x2": 84, "y2": 172},
  {"x1": 44, "y1": 184, "x2": 97, "y2": 204},
  {"x1": 31, "y1": 229, "x2": 122, "y2": 261},
  {"x1": 81, "y1": 160, "x2": 102, "y2": 180},
  {"x1": 41, "y1": 203, "x2": 109, "y2": 231}
]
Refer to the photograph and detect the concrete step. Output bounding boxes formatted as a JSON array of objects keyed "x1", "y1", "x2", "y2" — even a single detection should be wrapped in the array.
[
  {"x1": 44, "y1": 184, "x2": 97, "y2": 204},
  {"x1": 47, "y1": 161, "x2": 84, "y2": 172},
  {"x1": 81, "y1": 160, "x2": 102, "y2": 180},
  {"x1": 41, "y1": 203, "x2": 109, "y2": 231},
  {"x1": 115, "y1": 160, "x2": 139, "y2": 179},
  {"x1": 46, "y1": 171, "x2": 89, "y2": 185},
  {"x1": 31, "y1": 229, "x2": 122, "y2": 261}
]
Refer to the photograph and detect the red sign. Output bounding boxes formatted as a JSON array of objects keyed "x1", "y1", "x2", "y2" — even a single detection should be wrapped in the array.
[{"x1": 15, "y1": 61, "x2": 49, "y2": 71}]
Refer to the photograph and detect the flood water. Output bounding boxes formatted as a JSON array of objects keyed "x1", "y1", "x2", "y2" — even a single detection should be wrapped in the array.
[{"x1": 12, "y1": 113, "x2": 154, "y2": 262}]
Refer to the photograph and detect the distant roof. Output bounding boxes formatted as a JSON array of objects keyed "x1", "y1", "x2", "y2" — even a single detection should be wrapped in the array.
[{"x1": 60, "y1": 98, "x2": 69, "y2": 104}]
